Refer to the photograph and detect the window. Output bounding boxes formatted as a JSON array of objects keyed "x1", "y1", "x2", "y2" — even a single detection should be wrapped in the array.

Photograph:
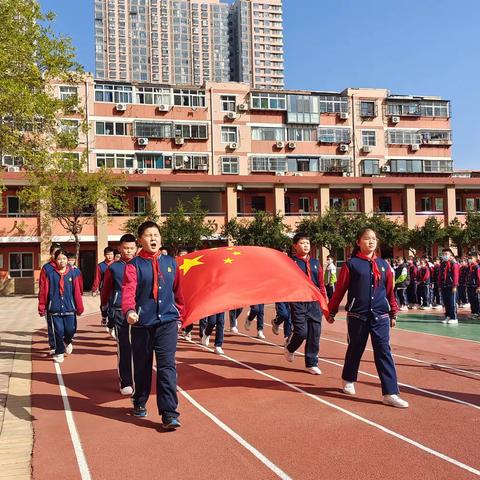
[
  {"x1": 360, "y1": 101, "x2": 377, "y2": 117},
  {"x1": 173, "y1": 89, "x2": 206, "y2": 107},
  {"x1": 59, "y1": 119, "x2": 79, "y2": 134},
  {"x1": 221, "y1": 157, "x2": 239, "y2": 174},
  {"x1": 421, "y1": 198, "x2": 432, "y2": 212},
  {"x1": 378, "y1": 197, "x2": 392, "y2": 213},
  {"x1": 135, "y1": 86, "x2": 171, "y2": 105},
  {"x1": 435, "y1": 198, "x2": 444, "y2": 212},
  {"x1": 387, "y1": 130, "x2": 421, "y2": 145},
  {"x1": 251, "y1": 156, "x2": 287, "y2": 172},
  {"x1": 318, "y1": 95, "x2": 348, "y2": 114},
  {"x1": 466, "y1": 198, "x2": 475, "y2": 211},
  {"x1": 94, "y1": 83, "x2": 133, "y2": 103},
  {"x1": 59, "y1": 86, "x2": 78, "y2": 101},
  {"x1": 221, "y1": 126, "x2": 238, "y2": 143},
  {"x1": 419, "y1": 101, "x2": 450, "y2": 118},
  {"x1": 362, "y1": 159, "x2": 379, "y2": 175},
  {"x1": 251, "y1": 196, "x2": 266, "y2": 211},
  {"x1": 423, "y1": 160, "x2": 453, "y2": 173},
  {"x1": 390, "y1": 159, "x2": 423, "y2": 173},
  {"x1": 318, "y1": 128, "x2": 351, "y2": 144},
  {"x1": 286, "y1": 125, "x2": 317, "y2": 142},
  {"x1": 221, "y1": 95, "x2": 236, "y2": 112},
  {"x1": 136, "y1": 154, "x2": 172, "y2": 169},
  {"x1": 9, "y1": 253, "x2": 33, "y2": 278},
  {"x1": 134, "y1": 121, "x2": 173, "y2": 138},
  {"x1": 330, "y1": 198, "x2": 343, "y2": 209},
  {"x1": 362, "y1": 130, "x2": 376, "y2": 146},
  {"x1": 347, "y1": 198, "x2": 358, "y2": 212},
  {"x1": 320, "y1": 157, "x2": 352, "y2": 173},
  {"x1": 134, "y1": 196, "x2": 146, "y2": 214},
  {"x1": 287, "y1": 157, "x2": 318, "y2": 172},
  {"x1": 287, "y1": 95, "x2": 319, "y2": 124},
  {"x1": 173, "y1": 154, "x2": 209, "y2": 170},
  {"x1": 250, "y1": 92, "x2": 287, "y2": 110},
  {"x1": 174, "y1": 123, "x2": 208, "y2": 139},
  {"x1": 298, "y1": 197, "x2": 310, "y2": 213},
  {"x1": 7, "y1": 196, "x2": 20, "y2": 216},
  {"x1": 251, "y1": 126, "x2": 284, "y2": 141},
  {"x1": 96, "y1": 153, "x2": 134, "y2": 169},
  {"x1": 1, "y1": 155, "x2": 23, "y2": 167},
  {"x1": 420, "y1": 130, "x2": 452, "y2": 144},
  {"x1": 386, "y1": 101, "x2": 420, "y2": 116},
  {"x1": 96, "y1": 121, "x2": 130, "y2": 136}
]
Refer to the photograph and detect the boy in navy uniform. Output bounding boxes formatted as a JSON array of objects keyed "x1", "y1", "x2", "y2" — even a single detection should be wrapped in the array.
[
  {"x1": 101, "y1": 234, "x2": 137, "y2": 395},
  {"x1": 245, "y1": 304, "x2": 265, "y2": 339},
  {"x1": 417, "y1": 257, "x2": 431, "y2": 309},
  {"x1": 439, "y1": 248, "x2": 460, "y2": 324},
  {"x1": 466, "y1": 252, "x2": 480, "y2": 319},
  {"x1": 92, "y1": 246, "x2": 115, "y2": 326},
  {"x1": 122, "y1": 221, "x2": 184, "y2": 429},
  {"x1": 200, "y1": 312, "x2": 226, "y2": 355},
  {"x1": 271, "y1": 302, "x2": 292, "y2": 346},
  {"x1": 458, "y1": 258, "x2": 469, "y2": 308},
  {"x1": 432, "y1": 257, "x2": 443, "y2": 309},
  {"x1": 284, "y1": 233, "x2": 328, "y2": 375},
  {"x1": 406, "y1": 256, "x2": 418, "y2": 309}
]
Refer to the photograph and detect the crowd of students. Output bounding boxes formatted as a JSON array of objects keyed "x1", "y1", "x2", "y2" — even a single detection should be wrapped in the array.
[{"x1": 38, "y1": 222, "x2": 479, "y2": 428}]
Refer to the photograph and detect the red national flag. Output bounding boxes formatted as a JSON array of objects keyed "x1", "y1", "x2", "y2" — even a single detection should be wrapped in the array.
[{"x1": 177, "y1": 246, "x2": 329, "y2": 326}]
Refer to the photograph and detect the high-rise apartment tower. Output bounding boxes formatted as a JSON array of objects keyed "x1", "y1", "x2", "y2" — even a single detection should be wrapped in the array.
[{"x1": 94, "y1": 0, "x2": 284, "y2": 88}]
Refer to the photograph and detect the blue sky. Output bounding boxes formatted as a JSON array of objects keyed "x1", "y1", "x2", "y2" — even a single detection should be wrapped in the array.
[{"x1": 39, "y1": 0, "x2": 479, "y2": 170}]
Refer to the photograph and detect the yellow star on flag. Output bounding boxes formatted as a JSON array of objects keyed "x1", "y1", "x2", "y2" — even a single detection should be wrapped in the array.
[
  {"x1": 232, "y1": 251, "x2": 241, "y2": 256},
  {"x1": 226, "y1": 247, "x2": 235, "y2": 251},
  {"x1": 224, "y1": 257, "x2": 234, "y2": 264},
  {"x1": 180, "y1": 255, "x2": 205, "y2": 276}
]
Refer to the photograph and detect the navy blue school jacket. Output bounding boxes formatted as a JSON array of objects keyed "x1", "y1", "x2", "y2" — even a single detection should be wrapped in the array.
[
  {"x1": 328, "y1": 255, "x2": 399, "y2": 319},
  {"x1": 439, "y1": 260, "x2": 460, "y2": 288},
  {"x1": 92, "y1": 260, "x2": 114, "y2": 292},
  {"x1": 121, "y1": 254, "x2": 184, "y2": 328},
  {"x1": 101, "y1": 258, "x2": 131, "y2": 311},
  {"x1": 466, "y1": 263, "x2": 480, "y2": 288}
]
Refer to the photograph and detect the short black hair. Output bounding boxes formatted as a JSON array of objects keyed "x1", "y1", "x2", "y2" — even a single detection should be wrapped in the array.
[
  {"x1": 66, "y1": 252, "x2": 76, "y2": 259},
  {"x1": 113, "y1": 249, "x2": 120, "y2": 256},
  {"x1": 54, "y1": 249, "x2": 68, "y2": 259},
  {"x1": 442, "y1": 247, "x2": 454, "y2": 255},
  {"x1": 138, "y1": 221, "x2": 160, "y2": 238},
  {"x1": 49, "y1": 243, "x2": 62, "y2": 254},
  {"x1": 104, "y1": 246, "x2": 114, "y2": 255},
  {"x1": 120, "y1": 233, "x2": 136, "y2": 244},
  {"x1": 468, "y1": 251, "x2": 478, "y2": 258},
  {"x1": 293, "y1": 232, "x2": 309, "y2": 244}
]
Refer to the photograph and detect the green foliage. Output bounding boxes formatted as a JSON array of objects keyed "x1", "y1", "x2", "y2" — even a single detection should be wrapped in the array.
[
  {"x1": 222, "y1": 211, "x2": 292, "y2": 250},
  {"x1": 365, "y1": 214, "x2": 411, "y2": 252},
  {"x1": 122, "y1": 200, "x2": 160, "y2": 237},
  {"x1": 159, "y1": 196, "x2": 217, "y2": 255},
  {"x1": 408, "y1": 216, "x2": 447, "y2": 256},
  {"x1": 445, "y1": 218, "x2": 465, "y2": 254}
]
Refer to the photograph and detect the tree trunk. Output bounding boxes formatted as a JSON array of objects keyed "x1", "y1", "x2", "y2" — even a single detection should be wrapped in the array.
[{"x1": 74, "y1": 233, "x2": 80, "y2": 264}]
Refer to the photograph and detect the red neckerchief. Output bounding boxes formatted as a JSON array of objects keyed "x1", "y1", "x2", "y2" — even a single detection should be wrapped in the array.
[
  {"x1": 295, "y1": 255, "x2": 312, "y2": 280},
  {"x1": 54, "y1": 267, "x2": 69, "y2": 296},
  {"x1": 356, "y1": 252, "x2": 381, "y2": 287},
  {"x1": 138, "y1": 250, "x2": 163, "y2": 301},
  {"x1": 469, "y1": 262, "x2": 477, "y2": 274},
  {"x1": 444, "y1": 260, "x2": 451, "y2": 281}
]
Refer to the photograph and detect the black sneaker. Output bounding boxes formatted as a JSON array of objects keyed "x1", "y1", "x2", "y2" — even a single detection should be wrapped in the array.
[
  {"x1": 161, "y1": 416, "x2": 181, "y2": 430},
  {"x1": 133, "y1": 406, "x2": 147, "y2": 417}
]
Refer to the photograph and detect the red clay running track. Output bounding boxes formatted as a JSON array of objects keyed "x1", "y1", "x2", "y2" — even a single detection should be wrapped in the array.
[{"x1": 30, "y1": 309, "x2": 480, "y2": 480}]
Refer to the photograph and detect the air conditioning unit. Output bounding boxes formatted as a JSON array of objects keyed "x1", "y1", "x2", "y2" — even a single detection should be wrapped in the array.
[
  {"x1": 362, "y1": 145, "x2": 372, "y2": 153},
  {"x1": 342, "y1": 171, "x2": 352, "y2": 177},
  {"x1": 391, "y1": 115, "x2": 400, "y2": 124},
  {"x1": 197, "y1": 164, "x2": 208, "y2": 171},
  {"x1": 137, "y1": 137, "x2": 149, "y2": 146},
  {"x1": 124, "y1": 168, "x2": 135, "y2": 174},
  {"x1": 275, "y1": 171, "x2": 285, "y2": 176},
  {"x1": 292, "y1": 172, "x2": 303, "y2": 176},
  {"x1": 226, "y1": 112, "x2": 237, "y2": 120},
  {"x1": 238, "y1": 104, "x2": 248, "y2": 112},
  {"x1": 136, "y1": 168, "x2": 146, "y2": 174},
  {"x1": 7, "y1": 166, "x2": 20, "y2": 172},
  {"x1": 339, "y1": 144, "x2": 349, "y2": 152},
  {"x1": 287, "y1": 142, "x2": 296, "y2": 149},
  {"x1": 380, "y1": 165, "x2": 391, "y2": 173},
  {"x1": 275, "y1": 141, "x2": 285, "y2": 148},
  {"x1": 411, "y1": 144, "x2": 420, "y2": 151},
  {"x1": 157, "y1": 104, "x2": 170, "y2": 112},
  {"x1": 175, "y1": 137, "x2": 185, "y2": 145},
  {"x1": 228, "y1": 142, "x2": 238, "y2": 150},
  {"x1": 339, "y1": 111, "x2": 349, "y2": 120},
  {"x1": 115, "y1": 103, "x2": 127, "y2": 111}
]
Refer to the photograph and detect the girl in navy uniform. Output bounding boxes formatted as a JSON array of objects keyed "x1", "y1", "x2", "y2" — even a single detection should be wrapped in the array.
[
  {"x1": 122, "y1": 221, "x2": 184, "y2": 430},
  {"x1": 458, "y1": 258, "x2": 469, "y2": 308},
  {"x1": 406, "y1": 256, "x2": 418, "y2": 309},
  {"x1": 328, "y1": 228, "x2": 409, "y2": 408},
  {"x1": 272, "y1": 302, "x2": 292, "y2": 345},
  {"x1": 439, "y1": 248, "x2": 459, "y2": 324},
  {"x1": 417, "y1": 257, "x2": 431, "y2": 309},
  {"x1": 200, "y1": 312, "x2": 226, "y2": 354},
  {"x1": 38, "y1": 249, "x2": 84, "y2": 364},
  {"x1": 466, "y1": 252, "x2": 480, "y2": 319},
  {"x1": 101, "y1": 234, "x2": 137, "y2": 395}
]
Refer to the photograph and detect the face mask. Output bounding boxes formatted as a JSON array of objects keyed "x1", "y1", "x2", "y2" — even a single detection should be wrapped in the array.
[
  {"x1": 442, "y1": 255, "x2": 449, "y2": 262},
  {"x1": 468, "y1": 259, "x2": 475, "y2": 264}
]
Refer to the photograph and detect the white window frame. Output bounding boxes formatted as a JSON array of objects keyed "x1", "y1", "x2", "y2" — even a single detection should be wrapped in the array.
[
  {"x1": 362, "y1": 130, "x2": 376, "y2": 146},
  {"x1": 221, "y1": 157, "x2": 239, "y2": 174},
  {"x1": 221, "y1": 126, "x2": 238, "y2": 144},
  {"x1": 221, "y1": 95, "x2": 236, "y2": 112}
]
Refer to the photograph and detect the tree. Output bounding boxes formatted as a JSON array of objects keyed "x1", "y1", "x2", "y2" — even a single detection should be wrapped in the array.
[
  {"x1": 462, "y1": 212, "x2": 480, "y2": 252},
  {"x1": 222, "y1": 211, "x2": 291, "y2": 250},
  {"x1": 409, "y1": 216, "x2": 446, "y2": 256},
  {"x1": 445, "y1": 218, "x2": 466, "y2": 256},
  {"x1": 20, "y1": 155, "x2": 125, "y2": 260},
  {"x1": 159, "y1": 196, "x2": 217, "y2": 255},
  {"x1": 122, "y1": 200, "x2": 160, "y2": 237},
  {"x1": 366, "y1": 214, "x2": 411, "y2": 255}
]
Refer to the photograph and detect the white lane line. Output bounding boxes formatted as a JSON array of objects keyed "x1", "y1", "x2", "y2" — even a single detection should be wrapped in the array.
[
  {"x1": 54, "y1": 362, "x2": 92, "y2": 480},
  {"x1": 152, "y1": 366, "x2": 292, "y2": 480},
  {"x1": 187, "y1": 339, "x2": 480, "y2": 477},
  {"x1": 246, "y1": 328, "x2": 480, "y2": 411},
  {"x1": 264, "y1": 320, "x2": 480, "y2": 379}
]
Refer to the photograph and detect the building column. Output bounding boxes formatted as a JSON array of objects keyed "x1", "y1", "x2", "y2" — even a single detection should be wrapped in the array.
[
  {"x1": 404, "y1": 185, "x2": 416, "y2": 229},
  {"x1": 96, "y1": 199, "x2": 108, "y2": 263},
  {"x1": 226, "y1": 184, "x2": 237, "y2": 221},
  {"x1": 274, "y1": 184, "x2": 285, "y2": 215},
  {"x1": 446, "y1": 185, "x2": 456, "y2": 225},
  {"x1": 318, "y1": 185, "x2": 330, "y2": 214},
  {"x1": 362, "y1": 184, "x2": 374, "y2": 215},
  {"x1": 38, "y1": 200, "x2": 52, "y2": 293},
  {"x1": 150, "y1": 182, "x2": 162, "y2": 217}
]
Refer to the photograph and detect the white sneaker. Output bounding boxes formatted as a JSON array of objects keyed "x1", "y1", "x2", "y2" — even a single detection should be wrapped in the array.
[
  {"x1": 342, "y1": 381, "x2": 356, "y2": 395},
  {"x1": 383, "y1": 394, "x2": 409, "y2": 408},
  {"x1": 201, "y1": 334, "x2": 210, "y2": 347},
  {"x1": 109, "y1": 328, "x2": 116, "y2": 339},
  {"x1": 120, "y1": 386, "x2": 133, "y2": 396},
  {"x1": 214, "y1": 346, "x2": 224, "y2": 355},
  {"x1": 434, "y1": 305, "x2": 443, "y2": 310},
  {"x1": 230, "y1": 326, "x2": 239, "y2": 334},
  {"x1": 447, "y1": 318, "x2": 458, "y2": 324},
  {"x1": 184, "y1": 332, "x2": 192, "y2": 341},
  {"x1": 53, "y1": 354, "x2": 64, "y2": 364},
  {"x1": 284, "y1": 347, "x2": 294, "y2": 363},
  {"x1": 400, "y1": 306, "x2": 408, "y2": 311},
  {"x1": 65, "y1": 343, "x2": 73, "y2": 355},
  {"x1": 49, "y1": 349, "x2": 56, "y2": 355},
  {"x1": 306, "y1": 366, "x2": 322, "y2": 375},
  {"x1": 272, "y1": 322, "x2": 280, "y2": 335},
  {"x1": 257, "y1": 330, "x2": 266, "y2": 339},
  {"x1": 244, "y1": 318, "x2": 252, "y2": 331},
  {"x1": 442, "y1": 317, "x2": 450, "y2": 324}
]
